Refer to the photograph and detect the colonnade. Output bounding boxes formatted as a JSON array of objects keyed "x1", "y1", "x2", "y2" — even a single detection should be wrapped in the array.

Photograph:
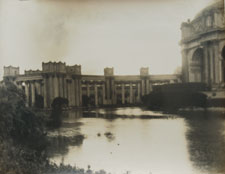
[
  {"x1": 82, "y1": 79, "x2": 152, "y2": 106},
  {"x1": 16, "y1": 80, "x2": 43, "y2": 107},
  {"x1": 84, "y1": 82, "x2": 104, "y2": 106},
  {"x1": 8, "y1": 61, "x2": 180, "y2": 108},
  {"x1": 201, "y1": 41, "x2": 221, "y2": 84},
  {"x1": 43, "y1": 74, "x2": 82, "y2": 108},
  {"x1": 202, "y1": 41, "x2": 223, "y2": 85},
  {"x1": 184, "y1": 41, "x2": 224, "y2": 86},
  {"x1": 117, "y1": 80, "x2": 152, "y2": 105},
  {"x1": 17, "y1": 77, "x2": 154, "y2": 108},
  {"x1": 66, "y1": 77, "x2": 82, "y2": 108}
]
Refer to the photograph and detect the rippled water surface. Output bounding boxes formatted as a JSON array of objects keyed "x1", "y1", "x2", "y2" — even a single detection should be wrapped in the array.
[{"x1": 48, "y1": 107, "x2": 225, "y2": 174}]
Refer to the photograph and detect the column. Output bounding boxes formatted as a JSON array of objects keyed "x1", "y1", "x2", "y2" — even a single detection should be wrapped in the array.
[
  {"x1": 146, "y1": 79, "x2": 149, "y2": 94},
  {"x1": 141, "y1": 80, "x2": 145, "y2": 96},
  {"x1": 122, "y1": 83, "x2": 125, "y2": 104},
  {"x1": 74, "y1": 79, "x2": 78, "y2": 106},
  {"x1": 112, "y1": 80, "x2": 115, "y2": 105},
  {"x1": 72, "y1": 79, "x2": 75, "y2": 106},
  {"x1": 72, "y1": 79, "x2": 76, "y2": 107},
  {"x1": 25, "y1": 82, "x2": 30, "y2": 107},
  {"x1": 74, "y1": 79, "x2": 77, "y2": 107},
  {"x1": 43, "y1": 77, "x2": 48, "y2": 108},
  {"x1": 212, "y1": 46, "x2": 216, "y2": 83},
  {"x1": 79, "y1": 79, "x2": 82, "y2": 107},
  {"x1": 209, "y1": 46, "x2": 214, "y2": 83},
  {"x1": 49, "y1": 75, "x2": 54, "y2": 106},
  {"x1": 137, "y1": 83, "x2": 141, "y2": 102},
  {"x1": 68, "y1": 81, "x2": 73, "y2": 107},
  {"x1": 31, "y1": 82, "x2": 35, "y2": 107},
  {"x1": 35, "y1": 81, "x2": 41, "y2": 95},
  {"x1": 214, "y1": 43, "x2": 220, "y2": 83},
  {"x1": 54, "y1": 75, "x2": 59, "y2": 98},
  {"x1": 59, "y1": 75, "x2": 63, "y2": 97},
  {"x1": 149, "y1": 82, "x2": 153, "y2": 93},
  {"x1": 106, "y1": 80, "x2": 110, "y2": 102},
  {"x1": 102, "y1": 83, "x2": 106, "y2": 105},
  {"x1": 63, "y1": 77, "x2": 67, "y2": 99},
  {"x1": 40, "y1": 82, "x2": 44, "y2": 97},
  {"x1": 94, "y1": 84, "x2": 98, "y2": 106},
  {"x1": 87, "y1": 83, "x2": 90, "y2": 97},
  {"x1": 129, "y1": 83, "x2": 133, "y2": 104},
  {"x1": 219, "y1": 53, "x2": 223, "y2": 83},
  {"x1": 114, "y1": 84, "x2": 117, "y2": 105},
  {"x1": 207, "y1": 48, "x2": 211, "y2": 85},
  {"x1": 182, "y1": 50, "x2": 189, "y2": 82},
  {"x1": 203, "y1": 46, "x2": 209, "y2": 84},
  {"x1": 70, "y1": 81, "x2": 73, "y2": 105}
]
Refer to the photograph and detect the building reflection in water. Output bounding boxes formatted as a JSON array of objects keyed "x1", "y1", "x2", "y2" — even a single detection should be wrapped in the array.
[
  {"x1": 48, "y1": 108, "x2": 225, "y2": 174},
  {"x1": 183, "y1": 111, "x2": 225, "y2": 173}
]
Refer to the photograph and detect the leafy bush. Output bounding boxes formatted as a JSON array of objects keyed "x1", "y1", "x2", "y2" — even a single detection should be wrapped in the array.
[
  {"x1": 142, "y1": 90, "x2": 207, "y2": 111},
  {"x1": 35, "y1": 94, "x2": 44, "y2": 109},
  {"x1": 48, "y1": 97, "x2": 68, "y2": 128},
  {"x1": 0, "y1": 82, "x2": 112, "y2": 174},
  {"x1": 51, "y1": 97, "x2": 68, "y2": 110},
  {"x1": 0, "y1": 81, "x2": 48, "y2": 174}
]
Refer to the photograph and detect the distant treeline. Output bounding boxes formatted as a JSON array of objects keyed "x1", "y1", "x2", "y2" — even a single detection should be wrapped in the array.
[
  {"x1": 142, "y1": 83, "x2": 208, "y2": 111},
  {"x1": 152, "y1": 82, "x2": 208, "y2": 92},
  {"x1": 207, "y1": 98, "x2": 225, "y2": 107}
]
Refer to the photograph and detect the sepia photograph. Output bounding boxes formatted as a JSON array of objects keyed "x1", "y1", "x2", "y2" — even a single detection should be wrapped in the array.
[{"x1": 0, "y1": 0, "x2": 225, "y2": 173}]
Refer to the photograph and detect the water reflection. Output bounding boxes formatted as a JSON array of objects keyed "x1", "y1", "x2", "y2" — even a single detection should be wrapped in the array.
[
  {"x1": 47, "y1": 111, "x2": 85, "y2": 158},
  {"x1": 48, "y1": 107, "x2": 225, "y2": 174},
  {"x1": 182, "y1": 111, "x2": 225, "y2": 173},
  {"x1": 47, "y1": 134, "x2": 84, "y2": 158},
  {"x1": 82, "y1": 107, "x2": 176, "y2": 119}
]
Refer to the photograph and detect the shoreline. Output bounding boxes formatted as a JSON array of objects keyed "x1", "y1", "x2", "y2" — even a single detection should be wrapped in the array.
[
  {"x1": 46, "y1": 105, "x2": 225, "y2": 113},
  {"x1": 178, "y1": 107, "x2": 225, "y2": 112}
]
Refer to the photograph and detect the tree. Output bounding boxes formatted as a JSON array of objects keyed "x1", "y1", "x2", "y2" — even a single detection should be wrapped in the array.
[
  {"x1": 48, "y1": 97, "x2": 68, "y2": 128},
  {"x1": 0, "y1": 81, "x2": 47, "y2": 174},
  {"x1": 35, "y1": 94, "x2": 44, "y2": 109}
]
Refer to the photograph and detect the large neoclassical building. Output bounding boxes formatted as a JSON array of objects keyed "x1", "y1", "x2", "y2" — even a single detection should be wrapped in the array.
[
  {"x1": 4, "y1": 1, "x2": 224, "y2": 108},
  {"x1": 3, "y1": 63, "x2": 180, "y2": 108},
  {"x1": 180, "y1": 0, "x2": 225, "y2": 87}
]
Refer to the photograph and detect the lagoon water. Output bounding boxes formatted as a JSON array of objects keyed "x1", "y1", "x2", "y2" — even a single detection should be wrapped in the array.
[{"x1": 48, "y1": 107, "x2": 225, "y2": 174}]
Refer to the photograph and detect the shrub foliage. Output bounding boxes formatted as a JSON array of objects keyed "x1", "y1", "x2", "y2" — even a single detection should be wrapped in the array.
[
  {"x1": 142, "y1": 86, "x2": 207, "y2": 111},
  {"x1": 0, "y1": 81, "x2": 47, "y2": 174}
]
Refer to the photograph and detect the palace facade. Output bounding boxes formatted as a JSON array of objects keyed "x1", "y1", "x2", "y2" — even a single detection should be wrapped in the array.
[
  {"x1": 180, "y1": 0, "x2": 225, "y2": 87},
  {"x1": 3, "y1": 62, "x2": 180, "y2": 108}
]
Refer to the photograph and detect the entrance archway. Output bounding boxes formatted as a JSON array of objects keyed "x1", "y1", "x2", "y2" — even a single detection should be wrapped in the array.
[{"x1": 191, "y1": 48, "x2": 204, "y2": 82}]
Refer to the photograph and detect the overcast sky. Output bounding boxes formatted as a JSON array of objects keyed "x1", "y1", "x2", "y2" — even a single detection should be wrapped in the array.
[{"x1": 0, "y1": 0, "x2": 218, "y2": 78}]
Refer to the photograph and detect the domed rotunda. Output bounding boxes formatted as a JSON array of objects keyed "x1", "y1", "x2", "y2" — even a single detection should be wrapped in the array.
[{"x1": 180, "y1": 0, "x2": 225, "y2": 88}]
